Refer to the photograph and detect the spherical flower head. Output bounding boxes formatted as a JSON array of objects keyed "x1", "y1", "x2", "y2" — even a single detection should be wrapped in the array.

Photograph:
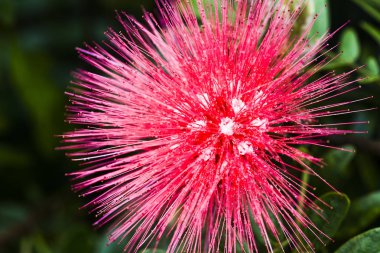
[{"x1": 62, "y1": 0, "x2": 364, "y2": 252}]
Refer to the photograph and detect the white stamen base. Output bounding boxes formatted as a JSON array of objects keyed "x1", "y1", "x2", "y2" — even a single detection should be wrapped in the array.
[
  {"x1": 238, "y1": 141, "x2": 254, "y2": 155},
  {"x1": 219, "y1": 117, "x2": 235, "y2": 136}
]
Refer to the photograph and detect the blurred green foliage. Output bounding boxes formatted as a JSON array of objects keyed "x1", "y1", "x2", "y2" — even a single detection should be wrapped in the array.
[
  {"x1": 0, "y1": 0, "x2": 379, "y2": 252},
  {"x1": 336, "y1": 227, "x2": 380, "y2": 253}
]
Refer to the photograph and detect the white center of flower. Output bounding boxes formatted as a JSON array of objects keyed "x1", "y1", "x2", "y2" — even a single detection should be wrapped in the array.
[
  {"x1": 251, "y1": 117, "x2": 268, "y2": 131},
  {"x1": 237, "y1": 141, "x2": 254, "y2": 155},
  {"x1": 170, "y1": 144, "x2": 180, "y2": 150},
  {"x1": 231, "y1": 98, "x2": 245, "y2": 114},
  {"x1": 200, "y1": 148, "x2": 213, "y2": 161},
  {"x1": 219, "y1": 117, "x2": 235, "y2": 136},
  {"x1": 187, "y1": 120, "x2": 207, "y2": 131}
]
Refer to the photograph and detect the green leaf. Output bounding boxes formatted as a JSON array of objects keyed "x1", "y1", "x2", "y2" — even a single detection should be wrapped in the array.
[
  {"x1": 367, "y1": 0, "x2": 380, "y2": 8},
  {"x1": 309, "y1": 0, "x2": 330, "y2": 42},
  {"x1": 353, "y1": 0, "x2": 380, "y2": 23},
  {"x1": 249, "y1": 216, "x2": 267, "y2": 251},
  {"x1": 325, "y1": 146, "x2": 355, "y2": 173},
  {"x1": 361, "y1": 22, "x2": 380, "y2": 45},
  {"x1": 10, "y1": 42, "x2": 63, "y2": 156},
  {"x1": 55, "y1": 224, "x2": 96, "y2": 253},
  {"x1": 188, "y1": 0, "x2": 222, "y2": 20},
  {"x1": 289, "y1": 0, "x2": 316, "y2": 38},
  {"x1": 320, "y1": 146, "x2": 356, "y2": 186},
  {"x1": 339, "y1": 191, "x2": 380, "y2": 238},
  {"x1": 95, "y1": 234, "x2": 122, "y2": 253},
  {"x1": 335, "y1": 228, "x2": 380, "y2": 253},
  {"x1": 304, "y1": 192, "x2": 350, "y2": 251},
  {"x1": 0, "y1": 0, "x2": 14, "y2": 26},
  {"x1": 18, "y1": 234, "x2": 53, "y2": 253},
  {"x1": 339, "y1": 28, "x2": 360, "y2": 63},
  {"x1": 359, "y1": 76, "x2": 380, "y2": 84},
  {"x1": 33, "y1": 234, "x2": 52, "y2": 253},
  {"x1": 366, "y1": 57, "x2": 380, "y2": 76}
]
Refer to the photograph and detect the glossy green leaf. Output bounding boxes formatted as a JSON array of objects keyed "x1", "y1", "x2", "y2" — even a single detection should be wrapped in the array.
[
  {"x1": 320, "y1": 146, "x2": 356, "y2": 186},
  {"x1": 189, "y1": 0, "x2": 221, "y2": 20},
  {"x1": 339, "y1": 28, "x2": 360, "y2": 63},
  {"x1": 335, "y1": 228, "x2": 380, "y2": 253},
  {"x1": 288, "y1": 0, "x2": 315, "y2": 38},
  {"x1": 325, "y1": 146, "x2": 355, "y2": 173},
  {"x1": 309, "y1": 0, "x2": 330, "y2": 42},
  {"x1": 339, "y1": 191, "x2": 380, "y2": 238},
  {"x1": 303, "y1": 192, "x2": 350, "y2": 251},
  {"x1": 366, "y1": 57, "x2": 380, "y2": 76}
]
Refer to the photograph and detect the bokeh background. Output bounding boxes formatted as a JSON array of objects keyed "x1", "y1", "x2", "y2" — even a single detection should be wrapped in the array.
[{"x1": 0, "y1": 0, "x2": 379, "y2": 252}]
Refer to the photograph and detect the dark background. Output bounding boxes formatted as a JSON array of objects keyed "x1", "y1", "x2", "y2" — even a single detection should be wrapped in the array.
[{"x1": 0, "y1": 0, "x2": 379, "y2": 252}]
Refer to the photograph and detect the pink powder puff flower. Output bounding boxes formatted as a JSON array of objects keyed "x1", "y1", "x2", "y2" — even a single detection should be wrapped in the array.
[{"x1": 62, "y1": 0, "x2": 368, "y2": 252}]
